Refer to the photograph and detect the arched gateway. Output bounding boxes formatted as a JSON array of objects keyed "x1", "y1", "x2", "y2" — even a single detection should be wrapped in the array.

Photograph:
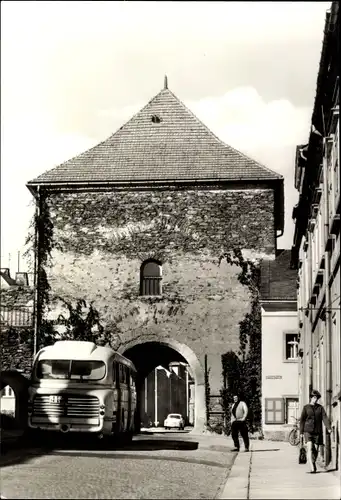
[
  {"x1": 0, "y1": 370, "x2": 30, "y2": 428},
  {"x1": 118, "y1": 338, "x2": 205, "y2": 432}
]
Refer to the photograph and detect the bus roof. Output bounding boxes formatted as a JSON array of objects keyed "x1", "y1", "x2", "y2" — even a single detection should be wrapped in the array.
[{"x1": 36, "y1": 340, "x2": 136, "y2": 371}]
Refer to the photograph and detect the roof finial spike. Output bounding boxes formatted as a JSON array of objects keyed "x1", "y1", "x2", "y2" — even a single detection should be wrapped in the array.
[{"x1": 164, "y1": 75, "x2": 168, "y2": 89}]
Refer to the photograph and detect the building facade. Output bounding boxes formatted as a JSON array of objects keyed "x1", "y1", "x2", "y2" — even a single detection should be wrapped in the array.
[
  {"x1": 260, "y1": 250, "x2": 299, "y2": 440},
  {"x1": 27, "y1": 81, "x2": 284, "y2": 431},
  {"x1": 292, "y1": 1, "x2": 340, "y2": 471}
]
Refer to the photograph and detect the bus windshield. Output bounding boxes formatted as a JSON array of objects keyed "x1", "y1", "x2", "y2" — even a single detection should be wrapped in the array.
[{"x1": 36, "y1": 360, "x2": 106, "y2": 381}]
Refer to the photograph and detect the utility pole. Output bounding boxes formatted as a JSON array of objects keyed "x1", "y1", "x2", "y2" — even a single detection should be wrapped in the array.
[{"x1": 17, "y1": 251, "x2": 20, "y2": 272}]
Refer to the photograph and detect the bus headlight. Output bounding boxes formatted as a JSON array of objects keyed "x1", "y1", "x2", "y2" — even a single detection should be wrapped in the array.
[{"x1": 99, "y1": 404, "x2": 105, "y2": 416}]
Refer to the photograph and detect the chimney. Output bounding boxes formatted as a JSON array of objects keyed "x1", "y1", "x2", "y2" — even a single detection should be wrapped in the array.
[
  {"x1": 0, "y1": 268, "x2": 10, "y2": 276},
  {"x1": 15, "y1": 272, "x2": 29, "y2": 286}
]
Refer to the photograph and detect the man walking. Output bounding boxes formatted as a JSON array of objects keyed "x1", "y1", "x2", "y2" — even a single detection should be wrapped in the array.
[
  {"x1": 299, "y1": 389, "x2": 332, "y2": 473},
  {"x1": 231, "y1": 393, "x2": 249, "y2": 452}
]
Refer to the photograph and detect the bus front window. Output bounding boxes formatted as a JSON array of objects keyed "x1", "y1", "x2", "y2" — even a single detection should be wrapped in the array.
[
  {"x1": 71, "y1": 361, "x2": 105, "y2": 380},
  {"x1": 36, "y1": 360, "x2": 106, "y2": 380}
]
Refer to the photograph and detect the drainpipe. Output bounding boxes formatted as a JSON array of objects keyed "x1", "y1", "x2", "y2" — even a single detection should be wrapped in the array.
[
  {"x1": 307, "y1": 234, "x2": 313, "y2": 399},
  {"x1": 323, "y1": 140, "x2": 333, "y2": 431},
  {"x1": 33, "y1": 186, "x2": 41, "y2": 357}
]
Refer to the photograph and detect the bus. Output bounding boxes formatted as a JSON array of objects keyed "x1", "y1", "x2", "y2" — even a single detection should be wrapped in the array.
[{"x1": 27, "y1": 340, "x2": 137, "y2": 440}]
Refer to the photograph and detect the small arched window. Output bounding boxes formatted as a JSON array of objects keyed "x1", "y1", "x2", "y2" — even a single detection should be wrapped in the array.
[{"x1": 140, "y1": 260, "x2": 162, "y2": 296}]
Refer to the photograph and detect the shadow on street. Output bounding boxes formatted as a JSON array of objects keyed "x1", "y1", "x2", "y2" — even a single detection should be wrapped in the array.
[
  {"x1": 51, "y1": 435, "x2": 199, "y2": 452},
  {"x1": 0, "y1": 437, "x2": 54, "y2": 469},
  {"x1": 48, "y1": 450, "x2": 228, "y2": 468},
  {"x1": 0, "y1": 433, "x2": 199, "y2": 469}
]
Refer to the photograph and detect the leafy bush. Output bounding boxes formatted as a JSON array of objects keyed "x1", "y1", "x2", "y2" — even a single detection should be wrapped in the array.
[{"x1": 218, "y1": 249, "x2": 262, "y2": 435}]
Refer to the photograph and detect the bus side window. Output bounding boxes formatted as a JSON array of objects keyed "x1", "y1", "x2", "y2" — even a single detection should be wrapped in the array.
[
  {"x1": 113, "y1": 362, "x2": 118, "y2": 387},
  {"x1": 119, "y1": 364, "x2": 124, "y2": 385}
]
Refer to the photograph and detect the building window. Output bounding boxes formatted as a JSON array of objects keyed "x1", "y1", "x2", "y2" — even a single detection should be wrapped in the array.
[
  {"x1": 285, "y1": 397, "x2": 299, "y2": 424},
  {"x1": 285, "y1": 333, "x2": 299, "y2": 360},
  {"x1": 1, "y1": 385, "x2": 13, "y2": 398},
  {"x1": 264, "y1": 398, "x2": 285, "y2": 424},
  {"x1": 140, "y1": 260, "x2": 162, "y2": 296}
]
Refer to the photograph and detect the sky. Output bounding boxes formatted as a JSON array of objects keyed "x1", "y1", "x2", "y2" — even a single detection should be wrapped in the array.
[{"x1": 1, "y1": 1, "x2": 330, "y2": 276}]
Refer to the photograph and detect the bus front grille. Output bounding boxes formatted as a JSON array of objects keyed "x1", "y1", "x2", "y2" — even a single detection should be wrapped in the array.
[{"x1": 33, "y1": 395, "x2": 100, "y2": 418}]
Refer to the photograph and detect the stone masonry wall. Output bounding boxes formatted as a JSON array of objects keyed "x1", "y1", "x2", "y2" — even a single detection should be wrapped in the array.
[
  {"x1": 0, "y1": 328, "x2": 33, "y2": 377},
  {"x1": 1, "y1": 288, "x2": 34, "y2": 378},
  {"x1": 42, "y1": 186, "x2": 275, "y2": 402}
]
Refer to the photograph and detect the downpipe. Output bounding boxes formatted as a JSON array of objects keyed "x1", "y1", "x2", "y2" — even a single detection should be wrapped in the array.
[{"x1": 323, "y1": 145, "x2": 333, "y2": 466}]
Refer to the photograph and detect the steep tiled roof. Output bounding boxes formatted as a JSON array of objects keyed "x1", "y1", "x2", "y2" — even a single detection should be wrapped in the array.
[
  {"x1": 260, "y1": 250, "x2": 298, "y2": 301},
  {"x1": 27, "y1": 87, "x2": 282, "y2": 186}
]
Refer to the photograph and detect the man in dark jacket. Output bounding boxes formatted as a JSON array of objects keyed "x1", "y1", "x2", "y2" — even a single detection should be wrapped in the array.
[
  {"x1": 299, "y1": 389, "x2": 332, "y2": 473},
  {"x1": 231, "y1": 393, "x2": 249, "y2": 452}
]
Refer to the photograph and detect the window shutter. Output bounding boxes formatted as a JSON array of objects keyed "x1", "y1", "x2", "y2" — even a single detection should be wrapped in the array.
[{"x1": 265, "y1": 398, "x2": 285, "y2": 424}]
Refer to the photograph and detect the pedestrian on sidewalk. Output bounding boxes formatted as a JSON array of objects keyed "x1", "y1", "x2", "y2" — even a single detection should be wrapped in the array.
[
  {"x1": 299, "y1": 389, "x2": 332, "y2": 474},
  {"x1": 231, "y1": 393, "x2": 249, "y2": 452}
]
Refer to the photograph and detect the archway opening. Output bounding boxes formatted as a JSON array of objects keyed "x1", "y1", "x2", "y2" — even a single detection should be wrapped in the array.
[
  {"x1": 0, "y1": 371, "x2": 30, "y2": 430},
  {"x1": 120, "y1": 340, "x2": 205, "y2": 433},
  {"x1": 0, "y1": 384, "x2": 16, "y2": 430}
]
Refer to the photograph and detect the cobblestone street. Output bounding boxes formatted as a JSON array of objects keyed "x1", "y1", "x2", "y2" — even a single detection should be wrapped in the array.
[{"x1": 0, "y1": 432, "x2": 236, "y2": 499}]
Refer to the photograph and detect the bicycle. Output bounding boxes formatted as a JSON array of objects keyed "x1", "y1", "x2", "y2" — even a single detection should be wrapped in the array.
[{"x1": 288, "y1": 416, "x2": 300, "y2": 446}]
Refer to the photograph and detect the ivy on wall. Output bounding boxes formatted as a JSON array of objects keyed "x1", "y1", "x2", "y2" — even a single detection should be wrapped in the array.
[
  {"x1": 218, "y1": 248, "x2": 262, "y2": 435},
  {"x1": 49, "y1": 190, "x2": 275, "y2": 261},
  {"x1": 24, "y1": 191, "x2": 60, "y2": 348}
]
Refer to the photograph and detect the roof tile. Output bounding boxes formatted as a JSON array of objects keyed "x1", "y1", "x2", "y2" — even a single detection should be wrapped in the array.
[
  {"x1": 27, "y1": 88, "x2": 283, "y2": 186},
  {"x1": 260, "y1": 250, "x2": 298, "y2": 301}
]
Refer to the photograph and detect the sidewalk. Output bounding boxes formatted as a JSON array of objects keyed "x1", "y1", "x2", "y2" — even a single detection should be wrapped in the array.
[{"x1": 219, "y1": 439, "x2": 341, "y2": 500}]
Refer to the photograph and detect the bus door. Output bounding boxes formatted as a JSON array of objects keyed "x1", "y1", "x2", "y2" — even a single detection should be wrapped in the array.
[{"x1": 119, "y1": 364, "x2": 129, "y2": 432}]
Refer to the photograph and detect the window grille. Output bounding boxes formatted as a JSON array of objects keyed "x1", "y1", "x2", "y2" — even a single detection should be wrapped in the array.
[{"x1": 140, "y1": 260, "x2": 162, "y2": 296}]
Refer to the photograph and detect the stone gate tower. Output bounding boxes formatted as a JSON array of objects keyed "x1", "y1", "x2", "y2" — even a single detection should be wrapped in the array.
[{"x1": 27, "y1": 81, "x2": 284, "y2": 431}]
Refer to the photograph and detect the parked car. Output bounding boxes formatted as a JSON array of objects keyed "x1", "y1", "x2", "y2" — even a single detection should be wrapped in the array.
[{"x1": 164, "y1": 413, "x2": 185, "y2": 430}]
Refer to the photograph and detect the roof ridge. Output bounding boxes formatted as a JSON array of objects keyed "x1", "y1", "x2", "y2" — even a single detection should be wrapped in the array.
[{"x1": 166, "y1": 88, "x2": 283, "y2": 179}]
